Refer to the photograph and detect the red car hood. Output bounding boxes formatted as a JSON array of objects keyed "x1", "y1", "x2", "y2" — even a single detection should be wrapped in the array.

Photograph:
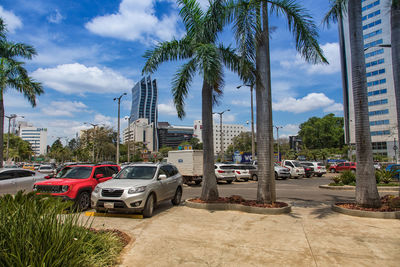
[{"x1": 35, "y1": 178, "x2": 89, "y2": 186}]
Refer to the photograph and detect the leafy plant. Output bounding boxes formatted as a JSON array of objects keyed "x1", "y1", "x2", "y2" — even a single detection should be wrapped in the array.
[
  {"x1": 340, "y1": 170, "x2": 356, "y2": 185},
  {"x1": 377, "y1": 169, "x2": 396, "y2": 184},
  {"x1": 375, "y1": 171, "x2": 381, "y2": 184},
  {"x1": 331, "y1": 176, "x2": 342, "y2": 184}
]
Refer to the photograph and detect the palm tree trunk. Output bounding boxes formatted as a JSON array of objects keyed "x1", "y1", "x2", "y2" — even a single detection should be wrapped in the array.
[
  {"x1": 0, "y1": 90, "x2": 4, "y2": 168},
  {"x1": 256, "y1": 1, "x2": 276, "y2": 204},
  {"x1": 348, "y1": 0, "x2": 380, "y2": 208},
  {"x1": 200, "y1": 80, "x2": 219, "y2": 201},
  {"x1": 391, "y1": 0, "x2": 400, "y2": 196}
]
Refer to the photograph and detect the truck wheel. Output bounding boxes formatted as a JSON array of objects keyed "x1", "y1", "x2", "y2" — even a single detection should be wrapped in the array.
[
  {"x1": 275, "y1": 172, "x2": 278, "y2": 180},
  {"x1": 226, "y1": 180, "x2": 233, "y2": 184},
  {"x1": 171, "y1": 187, "x2": 182, "y2": 206},
  {"x1": 76, "y1": 191, "x2": 90, "y2": 211},
  {"x1": 195, "y1": 180, "x2": 201, "y2": 185},
  {"x1": 252, "y1": 174, "x2": 258, "y2": 181},
  {"x1": 143, "y1": 194, "x2": 155, "y2": 218}
]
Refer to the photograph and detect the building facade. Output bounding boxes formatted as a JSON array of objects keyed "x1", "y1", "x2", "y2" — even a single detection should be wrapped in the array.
[
  {"x1": 122, "y1": 118, "x2": 157, "y2": 152},
  {"x1": 342, "y1": 0, "x2": 397, "y2": 159},
  {"x1": 193, "y1": 120, "x2": 247, "y2": 154},
  {"x1": 18, "y1": 123, "x2": 48, "y2": 156},
  {"x1": 157, "y1": 122, "x2": 193, "y2": 148}
]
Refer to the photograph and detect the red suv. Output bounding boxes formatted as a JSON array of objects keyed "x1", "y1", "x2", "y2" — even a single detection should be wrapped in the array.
[
  {"x1": 329, "y1": 162, "x2": 356, "y2": 173},
  {"x1": 33, "y1": 163, "x2": 120, "y2": 210}
]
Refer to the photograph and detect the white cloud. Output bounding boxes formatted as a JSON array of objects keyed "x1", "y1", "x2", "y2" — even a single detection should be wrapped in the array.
[
  {"x1": 323, "y1": 103, "x2": 343, "y2": 113},
  {"x1": 158, "y1": 101, "x2": 177, "y2": 116},
  {"x1": 0, "y1": 6, "x2": 22, "y2": 33},
  {"x1": 231, "y1": 100, "x2": 250, "y2": 107},
  {"x1": 41, "y1": 101, "x2": 89, "y2": 117},
  {"x1": 273, "y1": 93, "x2": 342, "y2": 114},
  {"x1": 85, "y1": 0, "x2": 180, "y2": 44},
  {"x1": 32, "y1": 63, "x2": 133, "y2": 94},
  {"x1": 213, "y1": 113, "x2": 236, "y2": 123},
  {"x1": 47, "y1": 9, "x2": 64, "y2": 24}
]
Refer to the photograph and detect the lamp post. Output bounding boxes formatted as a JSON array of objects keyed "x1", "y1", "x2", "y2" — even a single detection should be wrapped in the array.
[
  {"x1": 237, "y1": 84, "x2": 255, "y2": 161},
  {"x1": 84, "y1": 122, "x2": 101, "y2": 163},
  {"x1": 124, "y1": 116, "x2": 131, "y2": 162},
  {"x1": 274, "y1": 125, "x2": 283, "y2": 161},
  {"x1": 114, "y1": 93, "x2": 127, "y2": 165},
  {"x1": 5, "y1": 114, "x2": 24, "y2": 161},
  {"x1": 212, "y1": 109, "x2": 230, "y2": 161}
]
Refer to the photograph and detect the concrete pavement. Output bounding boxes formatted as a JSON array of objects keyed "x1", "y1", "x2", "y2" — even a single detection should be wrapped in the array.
[{"x1": 89, "y1": 201, "x2": 400, "y2": 266}]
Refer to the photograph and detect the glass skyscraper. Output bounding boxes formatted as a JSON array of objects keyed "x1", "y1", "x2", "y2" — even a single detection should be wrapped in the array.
[{"x1": 130, "y1": 76, "x2": 158, "y2": 125}]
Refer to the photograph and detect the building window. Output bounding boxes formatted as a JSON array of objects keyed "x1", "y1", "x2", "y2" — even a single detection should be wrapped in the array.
[
  {"x1": 362, "y1": 9, "x2": 381, "y2": 21},
  {"x1": 365, "y1": 48, "x2": 384, "y2": 58},
  {"x1": 362, "y1": 0, "x2": 380, "y2": 12},
  {"x1": 363, "y1": 29, "x2": 382, "y2": 40},
  {"x1": 370, "y1": 119, "x2": 389, "y2": 126},
  {"x1": 368, "y1": 99, "x2": 388, "y2": 106},
  {"x1": 367, "y1": 78, "x2": 386, "y2": 87},
  {"x1": 369, "y1": 109, "x2": 389, "y2": 116},
  {"x1": 370, "y1": 130, "x2": 390, "y2": 136},
  {"x1": 368, "y1": 88, "x2": 387, "y2": 96},
  {"x1": 364, "y1": 39, "x2": 383, "y2": 50},
  {"x1": 366, "y1": 68, "x2": 385, "y2": 77},
  {"x1": 363, "y1": 19, "x2": 381, "y2": 30},
  {"x1": 366, "y1": 58, "x2": 384, "y2": 68}
]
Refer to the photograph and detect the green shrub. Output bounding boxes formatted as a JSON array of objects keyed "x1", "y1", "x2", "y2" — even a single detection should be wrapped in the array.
[
  {"x1": 331, "y1": 176, "x2": 342, "y2": 184},
  {"x1": 0, "y1": 191, "x2": 124, "y2": 267},
  {"x1": 340, "y1": 170, "x2": 356, "y2": 185},
  {"x1": 377, "y1": 169, "x2": 395, "y2": 184},
  {"x1": 375, "y1": 171, "x2": 381, "y2": 184}
]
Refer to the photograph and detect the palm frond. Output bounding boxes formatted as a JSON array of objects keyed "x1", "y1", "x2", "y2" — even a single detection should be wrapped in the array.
[
  {"x1": 268, "y1": 0, "x2": 328, "y2": 64},
  {"x1": 0, "y1": 18, "x2": 6, "y2": 40},
  {"x1": 142, "y1": 37, "x2": 193, "y2": 74},
  {"x1": 203, "y1": 0, "x2": 229, "y2": 42},
  {"x1": 177, "y1": 0, "x2": 204, "y2": 37},
  {"x1": 171, "y1": 59, "x2": 198, "y2": 118},
  {"x1": 322, "y1": 0, "x2": 348, "y2": 28},
  {"x1": 196, "y1": 43, "x2": 224, "y2": 92}
]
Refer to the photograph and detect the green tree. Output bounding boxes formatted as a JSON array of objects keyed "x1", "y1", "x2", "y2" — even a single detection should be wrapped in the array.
[
  {"x1": 324, "y1": 0, "x2": 380, "y2": 208},
  {"x1": 142, "y1": 0, "x2": 251, "y2": 201},
  {"x1": 226, "y1": 132, "x2": 253, "y2": 155},
  {"x1": 159, "y1": 146, "x2": 174, "y2": 157},
  {"x1": 189, "y1": 137, "x2": 203, "y2": 149},
  {"x1": 298, "y1": 114, "x2": 344, "y2": 149},
  {"x1": 0, "y1": 18, "x2": 43, "y2": 167},
  {"x1": 230, "y1": 0, "x2": 327, "y2": 203},
  {"x1": 2, "y1": 133, "x2": 32, "y2": 161}
]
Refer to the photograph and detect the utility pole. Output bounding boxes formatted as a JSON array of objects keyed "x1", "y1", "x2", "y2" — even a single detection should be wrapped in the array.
[
  {"x1": 274, "y1": 125, "x2": 283, "y2": 161},
  {"x1": 5, "y1": 114, "x2": 24, "y2": 162},
  {"x1": 213, "y1": 109, "x2": 230, "y2": 161},
  {"x1": 84, "y1": 122, "x2": 101, "y2": 163},
  {"x1": 237, "y1": 84, "x2": 255, "y2": 161},
  {"x1": 114, "y1": 93, "x2": 127, "y2": 165}
]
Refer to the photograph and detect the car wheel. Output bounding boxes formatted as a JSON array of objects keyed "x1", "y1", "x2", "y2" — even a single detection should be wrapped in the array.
[
  {"x1": 226, "y1": 180, "x2": 233, "y2": 184},
  {"x1": 76, "y1": 191, "x2": 90, "y2": 211},
  {"x1": 171, "y1": 187, "x2": 182, "y2": 206},
  {"x1": 252, "y1": 174, "x2": 258, "y2": 181},
  {"x1": 330, "y1": 169, "x2": 335, "y2": 173},
  {"x1": 143, "y1": 194, "x2": 155, "y2": 218},
  {"x1": 275, "y1": 172, "x2": 278, "y2": 180},
  {"x1": 306, "y1": 174, "x2": 311, "y2": 178},
  {"x1": 317, "y1": 174, "x2": 323, "y2": 177},
  {"x1": 195, "y1": 180, "x2": 201, "y2": 185},
  {"x1": 351, "y1": 169, "x2": 356, "y2": 173}
]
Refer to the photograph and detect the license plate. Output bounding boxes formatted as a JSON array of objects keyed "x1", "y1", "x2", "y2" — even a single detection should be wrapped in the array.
[{"x1": 104, "y1": 202, "x2": 114, "y2": 209}]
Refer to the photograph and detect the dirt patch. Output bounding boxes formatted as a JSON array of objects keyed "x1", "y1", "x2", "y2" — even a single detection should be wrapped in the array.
[
  {"x1": 189, "y1": 195, "x2": 288, "y2": 208},
  {"x1": 336, "y1": 195, "x2": 400, "y2": 212}
]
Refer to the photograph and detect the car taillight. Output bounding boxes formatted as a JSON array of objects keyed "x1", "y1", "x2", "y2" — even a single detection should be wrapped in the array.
[
  {"x1": 236, "y1": 171, "x2": 241, "y2": 174},
  {"x1": 217, "y1": 170, "x2": 225, "y2": 173},
  {"x1": 317, "y1": 166, "x2": 321, "y2": 169}
]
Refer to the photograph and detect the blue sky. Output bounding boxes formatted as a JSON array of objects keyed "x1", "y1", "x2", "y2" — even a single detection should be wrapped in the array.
[{"x1": 1, "y1": 0, "x2": 343, "y2": 146}]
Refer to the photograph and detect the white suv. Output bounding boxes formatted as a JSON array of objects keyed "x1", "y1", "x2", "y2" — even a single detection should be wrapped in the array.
[
  {"x1": 91, "y1": 163, "x2": 183, "y2": 218},
  {"x1": 214, "y1": 164, "x2": 236, "y2": 184},
  {"x1": 302, "y1": 161, "x2": 326, "y2": 177},
  {"x1": 282, "y1": 160, "x2": 305, "y2": 178}
]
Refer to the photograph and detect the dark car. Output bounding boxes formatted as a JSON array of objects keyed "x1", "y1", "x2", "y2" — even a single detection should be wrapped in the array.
[
  {"x1": 386, "y1": 164, "x2": 400, "y2": 180},
  {"x1": 300, "y1": 163, "x2": 314, "y2": 178}
]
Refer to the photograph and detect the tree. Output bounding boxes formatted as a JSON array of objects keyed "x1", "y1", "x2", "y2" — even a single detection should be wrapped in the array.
[
  {"x1": 226, "y1": 132, "x2": 253, "y2": 155},
  {"x1": 229, "y1": 0, "x2": 327, "y2": 203},
  {"x1": 324, "y1": 0, "x2": 380, "y2": 208},
  {"x1": 189, "y1": 137, "x2": 203, "y2": 149},
  {"x1": 143, "y1": 0, "x2": 252, "y2": 201},
  {"x1": 2, "y1": 133, "x2": 32, "y2": 161},
  {"x1": 298, "y1": 114, "x2": 344, "y2": 149},
  {"x1": 0, "y1": 18, "x2": 43, "y2": 167}
]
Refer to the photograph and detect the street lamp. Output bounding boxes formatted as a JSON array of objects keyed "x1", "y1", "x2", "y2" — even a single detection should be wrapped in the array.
[
  {"x1": 274, "y1": 125, "x2": 283, "y2": 161},
  {"x1": 84, "y1": 122, "x2": 102, "y2": 163},
  {"x1": 114, "y1": 93, "x2": 127, "y2": 165},
  {"x1": 212, "y1": 109, "x2": 230, "y2": 161},
  {"x1": 5, "y1": 114, "x2": 24, "y2": 162},
  {"x1": 237, "y1": 84, "x2": 255, "y2": 161}
]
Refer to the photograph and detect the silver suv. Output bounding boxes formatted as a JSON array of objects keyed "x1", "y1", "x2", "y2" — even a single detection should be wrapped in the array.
[{"x1": 91, "y1": 163, "x2": 183, "y2": 218}]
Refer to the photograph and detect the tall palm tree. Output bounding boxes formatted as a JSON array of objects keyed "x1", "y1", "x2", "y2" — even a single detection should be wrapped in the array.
[
  {"x1": 142, "y1": 0, "x2": 253, "y2": 201},
  {"x1": 228, "y1": 0, "x2": 327, "y2": 203},
  {"x1": 0, "y1": 18, "x2": 43, "y2": 167},
  {"x1": 324, "y1": 0, "x2": 381, "y2": 208}
]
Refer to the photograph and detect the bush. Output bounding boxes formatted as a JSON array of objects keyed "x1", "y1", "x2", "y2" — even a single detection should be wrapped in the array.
[
  {"x1": 375, "y1": 171, "x2": 381, "y2": 184},
  {"x1": 377, "y1": 169, "x2": 395, "y2": 184},
  {"x1": 0, "y1": 191, "x2": 124, "y2": 267},
  {"x1": 331, "y1": 176, "x2": 342, "y2": 184},
  {"x1": 340, "y1": 170, "x2": 356, "y2": 185}
]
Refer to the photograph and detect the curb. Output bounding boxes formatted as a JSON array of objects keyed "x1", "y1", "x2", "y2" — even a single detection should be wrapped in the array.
[
  {"x1": 319, "y1": 185, "x2": 399, "y2": 191},
  {"x1": 185, "y1": 199, "x2": 291, "y2": 215},
  {"x1": 332, "y1": 204, "x2": 400, "y2": 219}
]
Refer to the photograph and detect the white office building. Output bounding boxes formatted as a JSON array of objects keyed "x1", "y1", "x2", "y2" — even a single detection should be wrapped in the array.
[
  {"x1": 19, "y1": 124, "x2": 48, "y2": 156},
  {"x1": 341, "y1": 0, "x2": 397, "y2": 159},
  {"x1": 193, "y1": 120, "x2": 247, "y2": 154},
  {"x1": 122, "y1": 118, "x2": 156, "y2": 152}
]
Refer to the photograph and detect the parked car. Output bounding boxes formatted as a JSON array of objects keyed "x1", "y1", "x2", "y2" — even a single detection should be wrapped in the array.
[
  {"x1": 249, "y1": 163, "x2": 290, "y2": 180},
  {"x1": 214, "y1": 163, "x2": 236, "y2": 184},
  {"x1": 38, "y1": 165, "x2": 56, "y2": 176},
  {"x1": 300, "y1": 163, "x2": 314, "y2": 178},
  {"x1": 0, "y1": 168, "x2": 46, "y2": 195},
  {"x1": 374, "y1": 163, "x2": 382, "y2": 170},
  {"x1": 22, "y1": 164, "x2": 35, "y2": 171},
  {"x1": 309, "y1": 162, "x2": 327, "y2": 177},
  {"x1": 329, "y1": 162, "x2": 356, "y2": 173},
  {"x1": 4, "y1": 164, "x2": 18, "y2": 168},
  {"x1": 229, "y1": 164, "x2": 252, "y2": 182},
  {"x1": 385, "y1": 164, "x2": 400, "y2": 180},
  {"x1": 282, "y1": 160, "x2": 305, "y2": 178},
  {"x1": 33, "y1": 163, "x2": 120, "y2": 210},
  {"x1": 91, "y1": 163, "x2": 183, "y2": 218}
]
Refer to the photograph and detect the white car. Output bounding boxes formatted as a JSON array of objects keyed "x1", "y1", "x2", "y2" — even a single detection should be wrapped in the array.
[
  {"x1": 282, "y1": 160, "x2": 305, "y2": 178},
  {"x1": 305, "y1": 162, "x2": 327, "y2": 177},
  {"x1": 0, "y1": 168, "x2": 46, "y2": 195},
  {"x1": 214, "y1": 164, "x2": 236, "y2": 184},
  {"x1": 38, "y1": 165, "x2": 56, "y2": 176}
]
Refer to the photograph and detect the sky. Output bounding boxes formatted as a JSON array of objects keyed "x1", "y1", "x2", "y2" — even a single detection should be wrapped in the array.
[{"x1": 1, "y1": 0, "x2": 343, "y2": 146}]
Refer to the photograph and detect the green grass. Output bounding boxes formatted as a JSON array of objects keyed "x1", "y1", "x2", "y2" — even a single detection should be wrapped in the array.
[{"x1": 0, "y1": 191, "x2": 124, "y2": 267}]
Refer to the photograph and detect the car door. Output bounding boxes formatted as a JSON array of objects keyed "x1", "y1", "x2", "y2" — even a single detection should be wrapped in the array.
[
  {"x1": 93, "y1": 167, "x2": 110, "y2": 184},
  {"x1": 336, "y1": 163, "x2": 344, "y2": 172},
  {"x1": 163, "y1": 165, "x2": 178, "y2": 198},
  {"x1": 0, "y1": 171, "x2": 17, "y2": 195},
  {"x1": 14, "y1": 170, "x2": 36, "y2": 192},
  {"x1": 156, "y1": 167, "x2": 169, "y2": 201}
]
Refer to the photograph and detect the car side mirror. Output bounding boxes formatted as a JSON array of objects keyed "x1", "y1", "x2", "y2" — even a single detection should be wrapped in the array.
[
  {"x1": 44, "y1": 175, "x2": 51, "y2": 179},
  {"x1": 158, "y1": 174, "x2": 167, "y2": 180},
  {"x1": 95, "y1": 174, "x2": 104, "y2": 179}
]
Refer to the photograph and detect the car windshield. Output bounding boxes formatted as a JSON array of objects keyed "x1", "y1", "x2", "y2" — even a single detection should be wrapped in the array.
[
  {"x1": 293, "y1": 161, "x2": 302, "y2": 167},
  {"x1": 40, "y1": 166, "x2": 52, "y2": 170},
  {"x1": 56, "y1": 166, "x2": 92, "y2": 179},
  {"x1": 115, "y1": 166, "x2": 157, "y2": 180}
]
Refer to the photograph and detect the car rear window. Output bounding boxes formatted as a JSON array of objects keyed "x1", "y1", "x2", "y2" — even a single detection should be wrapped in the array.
[
  {"x1": 219, "y1": 165, "x2": 234, "y2": 170},
  {"x1": 115, "y1": 166, "x2": 157, "y2": 180},
  {"x1": 293, "y1": 161, "x2": 302, "y2": 167},
  {"x1": 40, "y1": 166, "x2": 52, "y2": 170},
  {"x1": 56, "y1": 166, "x2": 93, "y2": 179},
  {"x1": 317, "y1": 163, "x2": 324, "y2": 166}
]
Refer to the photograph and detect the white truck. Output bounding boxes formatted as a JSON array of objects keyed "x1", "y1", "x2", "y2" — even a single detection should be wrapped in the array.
[{"x1": 167, "y1": 150, "x2": 203, "y2": 185}]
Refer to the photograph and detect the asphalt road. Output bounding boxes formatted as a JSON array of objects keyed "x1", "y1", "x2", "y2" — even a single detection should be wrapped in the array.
[{"x1": 182, "y1": 174, "x2": 397, "y2": 207}]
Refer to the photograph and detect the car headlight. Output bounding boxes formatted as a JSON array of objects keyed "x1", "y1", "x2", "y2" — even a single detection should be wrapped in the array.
[
  {"x1": 128, "y1": 186, "x2": 146, "y2": 194},
  {"x1": 93, "y1": 186, "x2": 100, "y2": 193},
  {"x1": 61, "y1": 185, "x2": 69, "y2": 192}
]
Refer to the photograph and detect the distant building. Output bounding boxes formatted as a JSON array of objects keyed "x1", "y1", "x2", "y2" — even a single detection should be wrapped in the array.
[
  {"x1": 122, "y1": 118, "x2": 157, "y2": 152},
  {"x1": 157, "y1": 122, "x2": 193, "y2": 148},
  {"x1": 129, "y1": 76, "x2": 158, "y2": 151},
  {"x1": 19, "y1": 124, "x2": 48, "y2": 155},
  {"x1": 194, "y1": 120, "x2": 247, "y2": 154}
]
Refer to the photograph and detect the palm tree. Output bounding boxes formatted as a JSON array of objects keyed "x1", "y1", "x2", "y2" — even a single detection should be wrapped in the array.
[
  {"x1": 142, "y1": 0, "x2": 253, "y2": 201},
  {"x1": 0, "y1": 18, "x2": 43, "y2": 167},
  {"x1": 324, "y1": 0, "x2": 380, "y2": 208},
  {"x1": 228, "y1": 0, "x2": 327, "y2": 203}
]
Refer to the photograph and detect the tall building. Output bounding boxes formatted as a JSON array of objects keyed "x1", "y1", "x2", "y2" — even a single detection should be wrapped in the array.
[
  {"x1": 157, "y1": 122, "x2": 193, "y2": 148},
  {"x1": 18, "y1": 124, "x2": 48, "y2": 156},
  {"x1": 194, "y1": 120, "x2": 247, "y2": 154},
  {"x1": 122, "y1": 118, "x2": 157, "y2": 152},
  {"x1": 341, "y1": 0, "x2": 397, "y2": 159},
  {"x1": 129, "y1": 76, "x2": 158, "y2": 151}
]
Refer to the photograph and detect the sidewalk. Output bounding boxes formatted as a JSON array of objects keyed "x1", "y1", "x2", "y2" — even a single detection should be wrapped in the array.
[{"x1": 89, "y1": 202, "x2": 400, "y2": 266}]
